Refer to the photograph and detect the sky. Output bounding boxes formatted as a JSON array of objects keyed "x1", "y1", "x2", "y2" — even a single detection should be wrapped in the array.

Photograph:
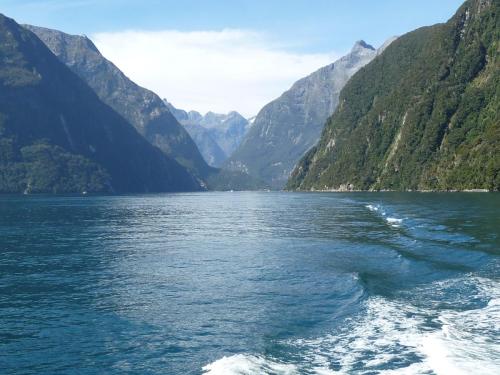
[{"x1": 1, "y1": 0, "x2": 465, "y2": 116}]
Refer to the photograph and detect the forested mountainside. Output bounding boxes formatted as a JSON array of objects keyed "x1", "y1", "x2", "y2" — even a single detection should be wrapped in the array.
[
  {"x1": 225, "y1": 39, "x2": 395, "y2": 189},
  {"x1": 26, "y1": 25, "x2": 212, "y2": 178},
  {"x1": 288, "y1": 0, "x2": 499, "y2": 192},
  {"x1": 0, "y1": 14, "x2": 202, "y2": 193},
  {"x1": 26, "y1": 25, "x2": 265, "y2": 190}
]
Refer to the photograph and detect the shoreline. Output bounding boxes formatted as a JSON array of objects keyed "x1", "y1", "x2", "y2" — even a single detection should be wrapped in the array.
[
  {"x1": 287, "y1": 188, "x2": 493, "y2": 193},
  {"x1": 0, "y1": 188, "x2": 496, "y2": 196}
]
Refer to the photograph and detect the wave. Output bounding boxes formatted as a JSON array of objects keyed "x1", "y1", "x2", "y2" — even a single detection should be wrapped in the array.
[
  {"x1": 386, "y1": 217, "x2": 403, "y2": 226},
  {"x1": 202, "y1": 277, "x2": 500, "y2": 374},
  {"x1": 365, "y1": 204, "x2": 380, "y2": 212},
  {"x1": 419, "y1": 278, "x2": 500, "y2": 375},
  {"x1": 366, "y1": 204, "x2": 404, "y2": 227},
  {"x1": 202, "y1": 354, "x2": 298, "y2": 375},
  {"x1": 365, "y1": 203, "x2": 482, "y2": 247}
]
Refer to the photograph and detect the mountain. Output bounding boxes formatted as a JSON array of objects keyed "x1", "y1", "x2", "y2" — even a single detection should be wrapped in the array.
[
  {"x1": 165, "y1": 102, "x2": 251, "y2": 167},
  {"x1": 288, "y1": 0, "x2": 499, "y2": 192},
  {"x1": 224, "y1": 39, "x2": 395, "y2": 189},
  {"x1": 26, "y1": 25, "x2": 265, "y2": 190},
  {"x1": 0, "y1": 14, "x2": 201, "y2": 193},
  {"x1": 25, "y1": 24, "x2": 211, "y2": 178},
  {"x1": 197, "y1": 111, "x2": 251, "y2": 157},
  {"x1": 178, "y1": 123, "x2": 227, "y2": 167},
  {"x1": 163, "y1": 104, "x2": 202, "y2": 126}
]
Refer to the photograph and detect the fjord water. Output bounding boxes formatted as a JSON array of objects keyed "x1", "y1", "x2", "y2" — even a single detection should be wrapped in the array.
[{"x1": 0, "y1": 192, "x2": 499, "y2": 374}]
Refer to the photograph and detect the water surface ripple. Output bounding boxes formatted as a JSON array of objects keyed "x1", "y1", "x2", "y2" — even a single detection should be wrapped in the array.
[{"x1": 0, "y1": 192, "x2": 498, "y2": 374}]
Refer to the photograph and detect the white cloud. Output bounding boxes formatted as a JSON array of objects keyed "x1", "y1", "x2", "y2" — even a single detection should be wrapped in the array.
[{"x1": 92, "y1": 29, "x2": 340, "y2": 117}]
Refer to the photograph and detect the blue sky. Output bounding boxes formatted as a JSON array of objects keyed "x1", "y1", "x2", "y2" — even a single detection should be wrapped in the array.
[
  {"x1": 1, "y1": 0, "x2": 465, "y2": 115},
  {"x1": 2, "y1": 0, "x2": 464, "y2": 52}
]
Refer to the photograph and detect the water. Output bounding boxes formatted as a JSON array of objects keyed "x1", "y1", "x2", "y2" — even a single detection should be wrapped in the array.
[{"x1": 0, "y1": 192, "x2": 499, "y2": 374}]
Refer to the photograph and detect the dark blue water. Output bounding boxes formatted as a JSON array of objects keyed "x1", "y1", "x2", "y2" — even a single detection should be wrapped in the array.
[{"x1": 0, "y1": 192, "x2": 499, "y2": 374}]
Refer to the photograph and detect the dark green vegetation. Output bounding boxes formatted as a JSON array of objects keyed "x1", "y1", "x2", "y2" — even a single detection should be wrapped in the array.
[
  {"x1": 0, "y1": 142, "x2": 109, "y2": 193},
  {"x1": 226, "y1": 41, "x2": 383, "y2": 189},
  {"x1": 26, "y1": 25, "x2": 262, "y2": 191},
  {"x1": 25, "y1": 25, "x2": 211, "y2": 177},
  {"x1": 0, "y1": 14, "x2": 202, "y2": 193},
  {"x1": 288, "y1": 0, "x2": 499, "y2": 191}
]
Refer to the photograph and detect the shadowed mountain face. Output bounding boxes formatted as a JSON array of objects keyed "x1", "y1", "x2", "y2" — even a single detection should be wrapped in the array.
[
  {"x1": 288, "y1": 0, "x2": 499, "y2": 192},
  {"x1": 165, "y1": 102, "x2": 251, "y2": 167},
  {"x1": 0, "y1": 14, "x2": 202, "y2": 193},
  {"x1": 224, "y1": 39, "x2": 396, "y2": 189},
  {"x1": 25, "y1": 24, "x2": 211, "y2": 178}
]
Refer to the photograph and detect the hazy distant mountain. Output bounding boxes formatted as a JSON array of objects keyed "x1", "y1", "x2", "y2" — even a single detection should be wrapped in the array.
[
  {"x1": 288, "y1": 0, "x2": 499, "y2": 192},
  {"x1": 165, "y1": 102, "x2": 251, "y2": 167},
  {"x1": 0, "y1": 14, "x2": 201, "y2": 193},
  {"x1": 178, "y1": 123, "x2": 227, "y2": 167},
  {"x1": 225, "y1": 39, "x2": 396, "y2": 189},
  {"x1": 26, "y1": 24, "x2": 211, "y2": 178}
]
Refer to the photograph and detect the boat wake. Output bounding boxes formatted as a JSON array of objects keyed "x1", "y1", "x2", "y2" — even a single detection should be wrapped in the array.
[
  {"x1": 202, "y1": 354, "x2": 297, "y2": 375},
  {"x1": 366, "y1": 204, "x2": 404, "y2": 227},
  {"x1": 202, "y1": 277, "x2": 500, "y2": 375}
]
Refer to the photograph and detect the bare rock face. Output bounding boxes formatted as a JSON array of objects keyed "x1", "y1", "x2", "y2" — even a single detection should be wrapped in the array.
[
  {"x1": 224, "y1": 39, "x2": 396, "y2": 189},
  {"x1": 25, "y1": 24, "x2": 211, "y2": 178}
]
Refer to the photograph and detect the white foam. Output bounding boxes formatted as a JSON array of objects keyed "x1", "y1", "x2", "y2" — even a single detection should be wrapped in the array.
[
  {"x1": 286, "y1": 296, "x2": 429, "y2": 374},
  {"x1": 386, "y1": 217, "x2": 402, "y2": 224},
  {"x1": 419, "y1": 278, "x2": 500, "y2": 375},
  {"x1": 365, "y1": 204, "x2": 404, "y2": 227},
  {"x1": 202, "y1": 354, "x2": 298, "y2": 375},
  {"x1": 203, "y1": 277, "x2": 500, "y2": 375},
  {"x1": 386, "y1": 217, "x2": 403, "y2": 227},
  {"x1": 366, "y1": 204, "x2": 379, "y2": 212}
]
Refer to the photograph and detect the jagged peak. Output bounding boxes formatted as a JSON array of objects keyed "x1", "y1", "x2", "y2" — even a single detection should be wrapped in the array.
[
  {"x1": 23, "y1": 24, "x2": 101, "y2": 54},
  {"x1": 351, "y1": 40, "x2": 375, "y2": 52},
  {"x1": 227, "y1": 111, "x2": 244, "y2": 118}
]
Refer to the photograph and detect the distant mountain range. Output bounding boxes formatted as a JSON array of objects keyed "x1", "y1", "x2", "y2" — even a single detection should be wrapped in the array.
[
  {"x1": 224, "y1": 38, "x2": 396, "y2": 189},
  {"x1": 165, "y1": 102, "x2": 251, "y2": 167},
  {"x1": 0, "y1": 0, "x2": 495, "y2": 194},
  {"x1": 26, "y1": 24, "x2": 265, "y2": 191},
  {"x1": 0, "y1": 14, "x2": 201, "y2": 193},
  {"x1": 288, "y1": 0, "x2": 499, "y2": 191}
]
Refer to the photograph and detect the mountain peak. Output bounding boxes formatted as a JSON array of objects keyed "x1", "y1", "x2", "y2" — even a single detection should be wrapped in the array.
[
  {"x1": 24, "y1": 24, "x2": 101, "y2": 55},
  {"x1": 351, "y1": 40, "x2": 375, "y2": 52},
  {"x1": 0, "y1": 14, "x2": 202, "y2": 193}
]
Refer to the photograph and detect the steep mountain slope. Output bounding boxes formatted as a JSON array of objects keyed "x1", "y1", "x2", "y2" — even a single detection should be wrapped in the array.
[
  {"x1": 198, "y1": 111, "x2": 251, "y2": 157},
  {"x1": 165, "y1": 102, "x2": 251, "y2": 167},
  {"x1": 25, "y1": 25, "x2": 211, "y2": 177},
  {"x1": 179, "y1": 123, "x2": 227, "y2": 167},
  {"x1": 0, "y1": 14, "x2": 201, "y2": 193},
  {"x1": 225, "y1": 40, "x2": 395, "y2": 189},
  {"x1": 288, "y1": 0, "x2": 499, "y2": 192}
]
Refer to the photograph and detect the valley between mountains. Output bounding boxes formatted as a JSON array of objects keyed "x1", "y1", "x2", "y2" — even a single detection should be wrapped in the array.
[{"x1": 0, "y1": 0, "x2": 498, "y2": 193}]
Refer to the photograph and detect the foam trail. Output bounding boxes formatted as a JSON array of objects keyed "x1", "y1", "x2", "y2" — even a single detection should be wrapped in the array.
[
  {"x1": 203, "y1": 277, "x2": 500, "y2": 375},
  {"x1": 420, "y1": 279, "x2": 500, "y2": 375},
  {"x1": 202, "y1": 354, "x2": 298, "y2": 375},
  {"x1": 386, "y1": 217, "x2": 403, "y2": 227},
  {"x1": 365, "y1": 204, "x2": 404, "y2": 227}
]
